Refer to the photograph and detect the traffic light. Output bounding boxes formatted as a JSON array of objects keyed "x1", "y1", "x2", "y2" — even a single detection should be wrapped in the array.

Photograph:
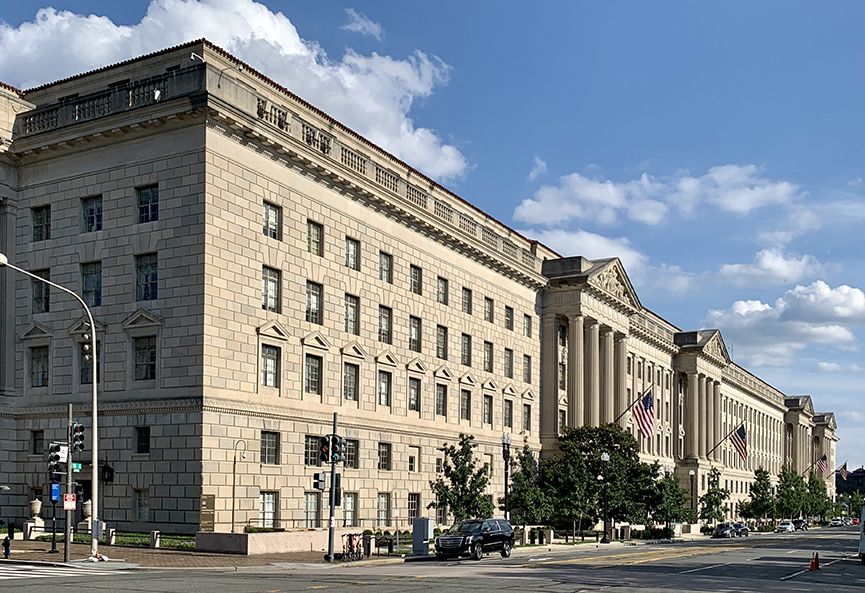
[
  {"x1": 81, "y1": 322, "x2": 92, "y2": 361},
  {"x1": 71, "y1": 423, "x2": 85, "y2": 453},
  {"x1": 319, "y1": 435, "x2": 331, "y2": 464},
  {"x1": 48, "y1": 443, "x2": 62, "y2": 483},
  {"x1": 313, "y1": 472, "x2": 325, "y2": 491},
  {"x1": 331, "y1": 436, "x2": 345, "y2": 463}
]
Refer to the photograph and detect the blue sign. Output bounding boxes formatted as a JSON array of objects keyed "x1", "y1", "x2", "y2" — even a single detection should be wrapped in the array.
[{"x1": 50, "y1": 483, "x2": 61, "y2": 503}]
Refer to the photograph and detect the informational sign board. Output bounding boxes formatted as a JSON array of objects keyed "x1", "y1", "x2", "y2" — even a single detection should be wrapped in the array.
[
  {"x1": 63, "y1": 493, "x2": 77, "y2": 511},
  {"x1": 55, "y1": 443, "x2": 69, "y2": 463},
  {"x1": 50, "y1": 483, "x2": 61, "y2": 503},
  {"x1": 199, "y1": 494, "x2": 216, "y2": 532}
]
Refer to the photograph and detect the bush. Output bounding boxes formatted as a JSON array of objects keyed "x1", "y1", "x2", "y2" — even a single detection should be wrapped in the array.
[
  {"x1": 700, "y1": 525, "x2": 714, "y2": 535},
  {"x1": 244, "y1": 526, "x2": 285, "y2": 533},
  {"x1": 363, "y1": 529, "x2": 374, "y2": 536}
]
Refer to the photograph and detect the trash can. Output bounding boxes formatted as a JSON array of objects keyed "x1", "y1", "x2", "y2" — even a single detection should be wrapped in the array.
[
  {"x1": 538, "y1": 529, "x2": 545, "y2": 545},
  {"x1": 362, "y1": 534, "x2": 372, "y2": 558}
]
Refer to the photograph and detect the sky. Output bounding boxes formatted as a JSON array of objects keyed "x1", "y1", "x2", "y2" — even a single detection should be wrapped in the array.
[{"x1": 1, "y1": 1, "x2": 863, "y2": 469}]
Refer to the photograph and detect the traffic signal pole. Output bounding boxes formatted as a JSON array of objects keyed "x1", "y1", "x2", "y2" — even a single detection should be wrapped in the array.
[
  {"x1": 64, "y1": 403, "x2": 73, "y2": 563},
  {"x1": 327, "y1": 411, "x2": 337, "y2": 563}
]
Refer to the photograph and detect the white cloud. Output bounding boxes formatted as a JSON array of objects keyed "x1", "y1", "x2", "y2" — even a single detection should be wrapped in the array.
[
  {"x1": 514, "y1": 163, "x2": 798, "y2": 227},
  {"x1": 521, "y1": 228, "x2": 648, "y2": 275},
  {"x1": 341, "y1": 8, "x2": 383, "y2": 40},
  {"x1": 527, "y1": 156, "x2": 547, "y2": 181},
  {"x1": 841, "y1": 410, "x2": 865, "y2": 421},
  {"x1": 0, "y1": 0, "x2": 466, "y2": 180},
  {"x1": 718, "y1": 248, "x2": 825, "y2": 286},
  {"x1": 816, "y1": 361, "x2": 843, "y2": 372},
  {"x1": 778, "y1": 281, "x2": 865, "y2": 323},
  {"x1": 847, "y1": 177, "x2": 863, "y2": 188}
]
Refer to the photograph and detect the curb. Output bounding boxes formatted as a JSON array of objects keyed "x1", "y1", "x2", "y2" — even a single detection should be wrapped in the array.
[{"x1": 0, "y1": 558, "x2": 78, "y2": 568}]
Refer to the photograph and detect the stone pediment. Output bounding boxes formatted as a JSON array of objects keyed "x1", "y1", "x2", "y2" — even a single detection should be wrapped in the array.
[
  {"x1": 406, "y1": 358, "x2": 427, "y2": 374},
  {"x1": 301, "y1": 330, "x2": 331, "y2": 350},
  {"x1": 786, "y1": 395, "x2": 814, "y2": 416},
  {"x1": 68, "y1": 317, "x2": 107, "y2": 336},
  {"x1": 586, "y1": 259, "x2": 640, "y2": 309},
  {"x1": 814, "y1": 412, "x2": 837, "y2": 430},
  {"x1": 502, "y1": 383, "x2": 518, "y2": 397},
  {"x1": 460, "y1": 373, "x2": 476, "y2": 386},
  {"x1": 376, "y1": 350, "x2": 399, "y2": 367},
  {"x1": 257, "y1": 320, "x2": 290, "y2": 342},
  {"x1": 22, "y1": 323, "x2": 52, "y2": 341},
  {"x1": 482, "y1": 379, "x2": 498, "y2": 391},
  {"x1": 341, "y1": 341, "x2": 367, "y2": 359},
  {"x1": 434, "y1": 365, "x2": 453, "y2": 380},
  {"x1": 122, "y1": 309, "x2": 163, "y2": 331},
  {"x1": 522, "y1": 388, "x2": 535, "y2": 401},
  {"x1": 702, "y1": 331, "x2": 731, "y2": 364}
]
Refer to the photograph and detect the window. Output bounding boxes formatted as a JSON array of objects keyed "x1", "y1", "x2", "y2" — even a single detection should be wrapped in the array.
[
  {"x1": 504, "y1": 400, "x2": 514, "y2": 429},
  {"x1": 524, "y1": 314, "x2": 532, "y2": 338},
  {"x1": 483, "y1": 341, "x2": 493, "y2": 372},
  {"x1": 559, "y1": 409, "x2": 566, "y2": 433},
  {"x1": 461, "y1": 333, "x2": 472, "y2": 366},
  {"x1": 30, "y1": 430, "x2": 44, "y2": 455},
  {"x1": 32, "y1": 205, "x2": 51, "y2": 241},
  {"x1": 504, "y1": 306, "x2": 514, "y2": 330},
  {"x1": 437, "y1": 276, "x2": 449, "y2": 305},
  {"x1": 307, "y1": 220, "x2": 324, "y2": 256},
  {"x1": 135, "y1": 426, "x2": 151, "y2": 454},
  {"x1": 134, "y1": 488, "x2": 150, "y2": 521},
  {"x1": 253, "y1": 342, "x2": 281, "y2": 388},
  {"x1": 80, "y1": 341, "x2": 101, "y2": 384},
  {"x1": 378, "y1": 306, "x2": 393, "y2": 344},
  {"x1": 378, "y1": 442, "x2": 392, "y2": 471},
  {"x1": 558, "y1": 325, "x2": 567, "y2": 346},
  {"x1": 82, "y1": 262, "x2": 102, "y2": 307},
  {"x1": 136, "y1": 254, "x2": 158, "y2": 301},
  {"x1": 436, "y1": 502, "x2": 448, "y2": 525},
  {"x1": 409, "y1": 316, "x2": 422, "y2": 352},
  {"x1": 377, "y1": 370, "x2": 392, "y2": 407},
  {"x1": 436, "y1": 325, "x2": 448, "y2": 360},
  {"x1": 303, "y1": 492, "x2": 319, "y2": 528},
  {"x1": 377, "y1": 492, "x2": 391, "y2": 525},
  {"x1": 342, "y1": 492, "x2": 357, "y2": 527},
  {"x1": 462, "y1": 287, "x2": 472, "y2": 314},
  {"x1": 408, "y1": 446, "x2": 420, "y2": 472},
  {"x1": 436, "y1": 384, "x2": 447, "y2": 417},
  {"x1": 523, "y1": 355, "x2": 532, "y2": 383},
  {"x1": 137, "y1": 185, "x2": 159, "y2": 223},
  {"x1": 260, "y1": 431, "x2": 280, "y2": 465},
  {"x1": 260, "y1": 491, "x2": 278, "y2": 528},
  {"x1": 637, "y1": 360, "x2": 643, "y2": 379},
  {"x1": 82, "y1": 196, "x2": 102, "y2": 232},
  {"x1": 460, "y1": 389, "x2": 471, "y2": 421},
  {"x1": 345, "y1": 237, "x2": 360, "y2": 271},
  {"x1": 436, "y1": 458, "x2": 444, "y2": 474},
  {"x1": 262, "y1": 201, "x2": 281, "y2": 239},
  {"x1": 408, "y1": 493, "x2": 421, "y2": 520},
  {"x1": 32, "y1": 270, "x2": 50, "y2": 314},
  {"x1": 410, "y1": 265, "x2": 423, "y2": 295},
  {"x1": 343, "y1": 363, "x2": 359, "y2": 401},
  {"x1": 483, "y1": 395, "x2": 493, "y2": 424},
  {"x1": 133, "y1": 336, "x2": 157, "y2": 381},
  {"x1": 306, "y1": 281, "x2": 323, "y2": 324},
  {"x1": 262, "y1": 266, "x2": 281, "y2": 312},
  {"x1": 304, "y1": 435, "x2": 321, "y2": 466},
  {"x1": 558, "y1": 363, "x2": 566, "y2": 390},
  {"x1": 305, "y1": 354, "x2": 323, "y2": 395},
  {"x1": 523, "y1": 404, "x2": 532, "y2": 433},
  {"x1": 379, "y1": 251, "x2": 393, "y2": 283},
  {"x1": 484, "y1": 297, "x2": 494, "y2": 322},
  {"x1": 504, "y1": 348, "x2": 514, "y2": 379},
  {"x1": 408, "y1": 377, "x2": 421, "y2": 412},
  {"x1": 345, "y1": 439, "x2": 359, "y2": 469},
  {"x1": 345, "y1": 294, "x2": 360, "y2": 335}
]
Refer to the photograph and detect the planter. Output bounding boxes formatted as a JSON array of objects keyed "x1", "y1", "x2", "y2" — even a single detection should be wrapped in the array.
[{"x1": 30, "y1": 499, "x2": 42, "y2": 519}]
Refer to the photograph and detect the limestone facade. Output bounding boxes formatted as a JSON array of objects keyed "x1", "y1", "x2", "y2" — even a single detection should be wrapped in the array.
[{"x1": 0, "y1": 40, "x2": 836, "y2": 533}]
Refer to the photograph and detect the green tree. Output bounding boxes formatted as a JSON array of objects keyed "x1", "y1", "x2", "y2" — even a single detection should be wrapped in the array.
[
  {"x1": 804, "y1": 473, "x2": 832, "y2": 520},
  {"x1": 652, "y1": 472, "x2": 692, "y2": 526},
  {"x1": 428, "y1": 433, "x2": 493, "y2": 522},
  {"x1": 737, "y1": 499, "x2": 754, "y2": 520},
  {"x1": 699, "y1": 467, "x2": 730, "y2": 524},
  {"x1": 747, "y1": 467, "x2": 775, "y2": 522},
  {"x1": 502, "y1": 442, "x2": 549, "y2": 525},
  {"x1": 775, "y1": 467, "x2": 806, "y2": 518},
  {"x1": 849, "y1": 490, "x2": 864, "y2": 518}
]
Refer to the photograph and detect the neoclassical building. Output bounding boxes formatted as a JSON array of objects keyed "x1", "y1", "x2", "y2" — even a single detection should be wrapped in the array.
[{"x1": 0, "y1": 40, "x2": 836, "y2": 533}]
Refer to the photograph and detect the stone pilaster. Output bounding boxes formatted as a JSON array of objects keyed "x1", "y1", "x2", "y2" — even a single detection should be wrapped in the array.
[
  {"x1": 567, "y1": 315, "x2": 583, "y2": 429},
  {"x1": 713, "y1": 381, "x2": 721, "y2": 462},
  {"x1": 601, "y1": 328, "x2": 614, "y2": 424},
  {"x1": 584, "y1": 320, "x2": 600, "y2": 426},
  {"x1": 685, "y1": 372, "x2": 698, "y2": 459},
  {"x1": 614, "y1": 335, "x2": 628, "y2": 429},
  {"x1": 698, "y1": 374, "x2": 708, "y2": 460},
  {"x1": 540, "y1": 313, "x2": 559, "y2": 445}
]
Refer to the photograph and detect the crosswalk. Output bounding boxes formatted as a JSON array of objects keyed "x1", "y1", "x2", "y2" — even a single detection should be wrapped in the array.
[{"x1": 0, "y1": 562, "x2": 118, "y2": 581}]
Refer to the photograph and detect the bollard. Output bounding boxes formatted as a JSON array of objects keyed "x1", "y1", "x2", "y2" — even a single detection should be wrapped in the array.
[
  {"x1": 150, "y1": 530, "x2": 160, "y2": 549},
  {"x1": 107, "y1": 528, "x2": 116, "y2": 545}
]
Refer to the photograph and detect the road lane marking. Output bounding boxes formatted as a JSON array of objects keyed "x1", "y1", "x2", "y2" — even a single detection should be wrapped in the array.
[
  {"x1": 779, "y1": 558, "x2": 843, "y2": 580},
  {"x1": 678, "y1": 562, "x2": 731, "y2": 574}
]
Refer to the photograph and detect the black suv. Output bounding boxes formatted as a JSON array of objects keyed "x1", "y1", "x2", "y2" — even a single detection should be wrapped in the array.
[{"x1": 434, "y1": 518, "x2": 515, "y2": 561}]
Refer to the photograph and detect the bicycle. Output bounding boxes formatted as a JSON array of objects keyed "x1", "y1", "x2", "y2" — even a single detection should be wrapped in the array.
[{"x1": 341, "y1": 533, "x2": 364, "y2": 561}]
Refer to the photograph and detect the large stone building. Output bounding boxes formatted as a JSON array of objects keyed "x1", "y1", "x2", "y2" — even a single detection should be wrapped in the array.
[{"x1": 0, "y1": 40, "x2": 837, "y2": 534}]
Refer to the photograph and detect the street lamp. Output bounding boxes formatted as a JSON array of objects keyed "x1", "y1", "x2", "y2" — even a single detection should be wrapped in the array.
[
  {"x1": 501, "y1": 433, "x2": 512, "y2": 520},
  {"x1": 0, "y1": 253, "x2": 100, "y2": 558},
  {"x1": 231, "y1": 439, "x2": 247, "y2": 533},
  {"x1": 600, "y1": 451, "x2": 610, "y2": 543},
  {"x1": 689, "y1": 469, "x2": 697, "y2": 524}
]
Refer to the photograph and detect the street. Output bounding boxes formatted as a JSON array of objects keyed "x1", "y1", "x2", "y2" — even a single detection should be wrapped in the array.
[{"x1": 2, "y1": 528, "x2": 862, "y2": 592}]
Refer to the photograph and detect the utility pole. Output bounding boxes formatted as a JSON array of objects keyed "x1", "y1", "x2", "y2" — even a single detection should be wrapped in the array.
[
  {"x1": 63, "y1": 404, "x2": 73, "y2": 563},
  {"x1": 326, "y1": 412, "x2": 337, "y2": 563}
]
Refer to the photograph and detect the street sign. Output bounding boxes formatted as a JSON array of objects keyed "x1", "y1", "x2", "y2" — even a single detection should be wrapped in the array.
[
  {"x1": 63, "y1": 493, "x2": 77, "y2": 511},
  {"x1": 71, "y1": 463, "x2": 82, "y2": 472},
  {"x1": 50, "y1": 483, "x2": 61, "y2": 503}
]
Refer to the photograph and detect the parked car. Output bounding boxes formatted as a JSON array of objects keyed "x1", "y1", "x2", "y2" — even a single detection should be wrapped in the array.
[
  {"x1": 853, "y1": 518, "x2": 861, "y2": 526},
  {"x1": 792, "y1": 519, "x2": 809, "y2": 531},
  {"x1": 732, "y1": 522, "x2": 750, "y2": 537},
  {"x1": 434, "y1": 518, "x2": 515, "y2": 561},
  {"x1": 775, "y1": 520, "x2": 795, "y2": 533},
  {"x1": 829, "y1": 517, "x2": 844, "y2": 527},
  {"x1": 843, "y1": 517, "x2": 853, "y2": 526},
  {"x1": 712, "y1": 523, "x2": 735, "y2": 538}
]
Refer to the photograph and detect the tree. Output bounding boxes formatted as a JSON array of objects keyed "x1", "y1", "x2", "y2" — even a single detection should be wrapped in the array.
[
  {"x1": 652, "y1": 472, "x2": 692, "y2": 526},
  {"x1": 747, "y1": 467, "x2": 775, "y2": 522},
  {"x1": 428, "y1": 433, "x2": 493, "y2": 522},
  {"x1": 850, "y1": 490, "x2": 864, "y2": 517},
  {"x1": 775, "y1": 467, "x2": 806, "y2": 518},
  {"x1": 699, "y1": 467, "x2": 730, "y2": 524},
  {"x1": 804, "y1": 473, "x2": 832, "y2": 520},
  {"x1": 502, "y1": 441, "x2": 549, "y2": 525}
]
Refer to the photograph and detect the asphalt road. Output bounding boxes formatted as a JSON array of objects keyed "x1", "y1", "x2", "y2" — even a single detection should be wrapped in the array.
[{"x1": 3, "y1": 527, "x2": 863, "y2": 592}]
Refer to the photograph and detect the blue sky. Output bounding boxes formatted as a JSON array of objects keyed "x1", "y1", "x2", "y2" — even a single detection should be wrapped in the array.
[{"x1": 2, "y1": 1, "x2": 863, "y2": 468}]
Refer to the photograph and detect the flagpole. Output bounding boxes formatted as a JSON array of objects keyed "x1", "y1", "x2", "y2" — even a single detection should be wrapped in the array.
[
  {"x1": 800, "y1": 455, "x2": 824, "y2": 476},
  {"x1": 706, "y1": 422, "x2": 744, "y2": 460},
  {"x1": 613, "y1": 386, "x2": 650, "y2": 424}
]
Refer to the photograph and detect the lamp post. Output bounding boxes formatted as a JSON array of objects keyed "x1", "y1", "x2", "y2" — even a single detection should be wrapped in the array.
[
  {"x1": 231, "y1": 439, "x2": 247, "y2": 533},
  {"x1": 600, "y1": 451, "x2": 610, "y2": 543},
  {"x1": 501, "y1": 433, "x2": 512, "y2": 520},
  {"x1": 689, "y1": 469, "x2": 697, "y2": 524},
  {"x1": 0, "y1": 253, "x2": 100, "y2": 558}
]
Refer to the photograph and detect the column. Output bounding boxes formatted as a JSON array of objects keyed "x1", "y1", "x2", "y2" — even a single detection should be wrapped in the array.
[
  {"x1": 685, "y1": 372, "x2": 699, "y2": 459},
  {"x1": 601, "y1": 328, "x2": 615, "y2": 424},
  {"x1": 584, "y1": 321, "x2": 600, "y2": 426},
  {"x1": 698, "y1": 374, "x2": 708, "y2": 460},
  {"x1": 540, "y1": 313, "x2": 559, "y2": 441},
  {"x1": 713, "y1": 381, "x2": 722, "y2": 462},
  {"x1": 614, "y1": 335, "x2": 628, "y2": 429},
  {"x1": 567, "y1": 315, "x2": 583, "y2": 429}
]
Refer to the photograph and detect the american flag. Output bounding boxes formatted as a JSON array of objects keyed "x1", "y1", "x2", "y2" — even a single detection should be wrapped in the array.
[
  {"x1": 839, "y1": 462, "x2": 848, "y2": 480},
  {"x1": 633, "y1": 388, "x2": 655, "y2": 438},
  {"x1": 730, "y1": 424, "x2": 748, "y2": 460},
  {"x1": 816, "y1": 454, "x2": 828, "y2": 474}
]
